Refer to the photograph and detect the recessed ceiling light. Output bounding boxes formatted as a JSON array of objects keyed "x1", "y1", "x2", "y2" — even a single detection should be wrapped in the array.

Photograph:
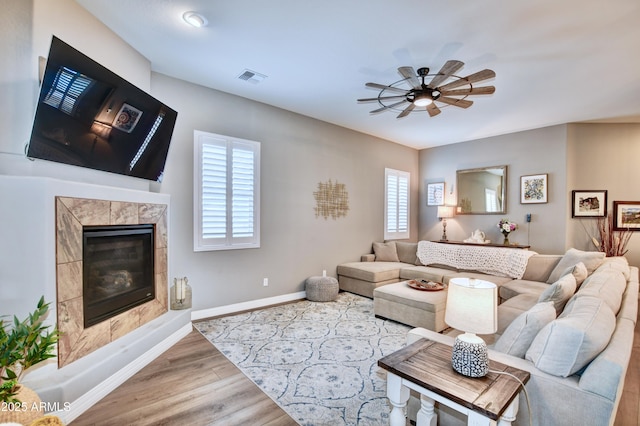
[{"x1": 183, "y1": 11, "x2": 208, "y2": 28}]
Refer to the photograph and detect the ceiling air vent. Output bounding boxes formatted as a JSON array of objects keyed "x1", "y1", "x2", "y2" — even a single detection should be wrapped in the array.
[{"x1": 237, "y1": 69, "x2": 267, "y2": 84}]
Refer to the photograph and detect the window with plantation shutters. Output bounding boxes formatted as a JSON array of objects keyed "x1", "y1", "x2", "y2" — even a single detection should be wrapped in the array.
[
  {"x1": 194, "y1": 131, "x2": 260, "y2": 251},
  {"x1": 384, "y1": 168, "x2": 410, "y2": 240}
]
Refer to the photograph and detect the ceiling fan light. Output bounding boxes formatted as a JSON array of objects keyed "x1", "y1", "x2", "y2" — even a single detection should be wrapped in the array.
[
  {"x1": 413, "y1": 95, "x2": 433, "y2": 107},
  {"x1": 183, "y1": 11, "x2": 208, "y2": 28}
]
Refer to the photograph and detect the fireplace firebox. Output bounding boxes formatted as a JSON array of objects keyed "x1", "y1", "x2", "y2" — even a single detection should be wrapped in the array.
[{"x1": 83, "y1": 224, "x2": 155, "y2": 328}]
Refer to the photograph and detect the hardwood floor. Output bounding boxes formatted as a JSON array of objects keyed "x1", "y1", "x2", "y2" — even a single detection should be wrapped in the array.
[
  {"x1": 72, "y1": 311, "x2": 640, "y2": 426},
  {"x1": 71, "y1": 329, "x2": 298, "y2": 426}
]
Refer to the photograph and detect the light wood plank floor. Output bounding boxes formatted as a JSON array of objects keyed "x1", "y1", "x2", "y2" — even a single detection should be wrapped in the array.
[{"x1": 72, "y1": 311, "x2": 640, "y2": 426}]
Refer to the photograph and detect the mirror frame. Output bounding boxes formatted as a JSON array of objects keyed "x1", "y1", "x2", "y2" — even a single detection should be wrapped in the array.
[{"x1": 456, "y1": 165, "x2": 508, "y2": 215}]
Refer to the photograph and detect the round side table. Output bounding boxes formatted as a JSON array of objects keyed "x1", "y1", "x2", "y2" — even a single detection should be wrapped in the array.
[{"x1": 305, "y1": 276, "x2": 339, "y2": 302}]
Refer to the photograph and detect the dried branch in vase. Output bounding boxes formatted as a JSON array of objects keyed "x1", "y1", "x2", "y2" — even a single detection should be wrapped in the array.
[{"x1": 597, "y1": 215, "x2": 633, "y2": 257}]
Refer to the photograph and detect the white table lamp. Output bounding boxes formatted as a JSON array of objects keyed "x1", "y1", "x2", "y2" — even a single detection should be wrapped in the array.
[
  {"x1": 437, "y1": 205, "x2": 454, "y2": 241},
  {"x1": 445, "y1": 277, "x2": 498, "y2": 377}
]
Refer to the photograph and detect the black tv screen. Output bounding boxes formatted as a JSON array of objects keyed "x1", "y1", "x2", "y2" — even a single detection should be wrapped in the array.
[{"x1": 27, "y1": 36, "x2": 178, "y2": 182}]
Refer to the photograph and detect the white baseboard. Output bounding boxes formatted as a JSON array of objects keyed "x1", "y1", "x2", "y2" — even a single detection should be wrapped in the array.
[
  {"x1": 191, "y1": 291, "x2": 307, "y2": 321},
  {"x1": 54, "y1": 323, "x2": 192, "y2": 424}
]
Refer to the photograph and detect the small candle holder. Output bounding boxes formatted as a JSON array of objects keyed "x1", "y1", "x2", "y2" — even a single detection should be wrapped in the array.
[{"x1": 171, "y1": 276, "x2": 192, "y2": 310}]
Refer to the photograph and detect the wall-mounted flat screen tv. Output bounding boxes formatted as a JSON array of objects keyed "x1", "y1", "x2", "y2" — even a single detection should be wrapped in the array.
[{"x1": 27, "y1": 36, "x2": 178, "y2": 182}]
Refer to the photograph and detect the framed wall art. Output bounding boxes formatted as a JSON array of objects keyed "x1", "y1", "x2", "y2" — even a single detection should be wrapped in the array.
[
  {"x1": 571, "y1": 190, "x2": 607, "y2": 217},
  {"x1": 613, "y1": 201, "x2": 640, "y2": 230},
  {"x1": 520, "y1": 173, "x2": 548, "y2": 204},
  {"x1": 427, "y1": 182, "x2": 445, "y2": 206}
]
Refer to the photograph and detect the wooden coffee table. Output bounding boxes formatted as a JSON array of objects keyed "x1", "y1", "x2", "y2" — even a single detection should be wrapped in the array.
[{"x1": 378, "y1": 338, "x2": 530, "y2": 426}]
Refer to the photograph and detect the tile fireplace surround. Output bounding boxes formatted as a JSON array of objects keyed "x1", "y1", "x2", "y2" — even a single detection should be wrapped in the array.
[{"x1": 56, "y1": 196, "x2": 168, "y2": 367}]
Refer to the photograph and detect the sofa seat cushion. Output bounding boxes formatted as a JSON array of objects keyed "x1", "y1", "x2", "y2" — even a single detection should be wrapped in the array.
[
  {"x1": 526, "y1": 295, "x2": 616, "y2": 377},
  {"x1": 496, "y1": 293, "x2": 540, "y2": 334},
  {"x1": 538, "y1": 274, "x2": 577, "y2": 315},
  {"x1": 574, "y1": 269, "x2": 627, "y2": 314},
  {"x1": 398, "y1": 265, "x2": 447, "y2": 283},
  {"x1": 493, "y1": 301, "x2": 556, "y2": 358},
  {"x1": 547, "y1": 248, "x2": 605, "y2": 283},
  {"x1": 499, "y1": 280, "x2": 550, "y2": 301},
  {"x1": 443, "y1": 272, "x2": 513, "y2": 287},
  {"x1": 337, "y1": 261, "x2": 408, "y2": 282}
]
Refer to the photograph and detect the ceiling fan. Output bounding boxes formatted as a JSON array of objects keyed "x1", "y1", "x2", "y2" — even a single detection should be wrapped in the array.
[{"x1": 358, "y1": 61, "x2": 495, "y2": 118}]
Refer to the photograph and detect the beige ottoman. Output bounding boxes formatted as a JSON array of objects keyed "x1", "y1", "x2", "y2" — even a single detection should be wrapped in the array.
[
  {"x1": 306, "y1": 276, "x2": 339, "y2": 302},
  {"x1": 373, "y1": 281, "x2": 448, "y2": 332}
]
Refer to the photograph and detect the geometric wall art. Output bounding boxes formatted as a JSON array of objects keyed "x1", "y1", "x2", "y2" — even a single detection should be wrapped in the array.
[{"x1": 313, "y1": 179, "x2": 349, "y2": 219}]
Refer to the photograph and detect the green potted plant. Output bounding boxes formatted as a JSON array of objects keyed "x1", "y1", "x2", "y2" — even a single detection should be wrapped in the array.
[{"x1": 1, "y1": 296, "x2": 59, "y2": 410}]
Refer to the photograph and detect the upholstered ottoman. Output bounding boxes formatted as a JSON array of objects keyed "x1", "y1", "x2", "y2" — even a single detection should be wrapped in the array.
[
  {"x1": 373, "y1": 281, "x2": 448, "y2": 332},
  {"x1": 306, "y1": 276, "x2": 339, "y2": 302}
]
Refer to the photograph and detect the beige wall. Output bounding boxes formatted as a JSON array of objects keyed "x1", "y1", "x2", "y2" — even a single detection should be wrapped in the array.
[
  {"x1": 567, "y1": 123, "x2": 640, "y2": 268},
  {"x1": 419, "y1": 125, "x2": 568, "y2": 254},
  {"x1": 153, "y1": 72, "x2": 419, "y2": 309},
  {"x1": 0, "y1": 0, "x2": 419, "y2": 313}
]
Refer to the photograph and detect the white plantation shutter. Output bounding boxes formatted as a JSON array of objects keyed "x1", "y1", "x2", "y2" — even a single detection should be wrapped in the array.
[
  {"x1": 194, "y1": 131, "x2": 260, "y2": 251},
  {"x1": 384, "y1": 168, "x2": 410, "y2": 240}
]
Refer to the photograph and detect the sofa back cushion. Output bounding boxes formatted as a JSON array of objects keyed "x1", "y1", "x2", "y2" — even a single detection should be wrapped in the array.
[
  {"x1": 594, "y1": 256, "x2": 630, "y2": 280},
  {"x1": 521, "y1": 254, "x2": 562, "y2": 282},
  {"x1": 525, "y1": 295, "x2": 616, "y2": 377},
  {"x1": 546, "y1": 248, "x2": 605, "y2": 284},
  {"x1": 574, "y1": 269, "x2": 627, "y2": 314},
  {"x1": 493, "y1": 301, "x2": 556, "y2": 358},
  {"x1": 373, "y1": 241, "x2": 399, "y2": 262},
  {"x1": 394, "y1": 241, "x2": 419, "y2": 264}
]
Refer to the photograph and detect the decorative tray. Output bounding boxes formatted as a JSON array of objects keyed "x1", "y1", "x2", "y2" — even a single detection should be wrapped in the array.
[{"x1": 407, "y1": 279, "x2": 446, "y2": 291}]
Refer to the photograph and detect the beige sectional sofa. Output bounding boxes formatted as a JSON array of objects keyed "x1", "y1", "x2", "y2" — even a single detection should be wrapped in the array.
[{"x1": 337, "y1": 241, "x2": 639, "y2": 425}]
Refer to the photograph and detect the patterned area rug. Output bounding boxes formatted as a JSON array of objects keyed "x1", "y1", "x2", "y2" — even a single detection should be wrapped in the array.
[{"x1": 194, "y1": 292, "x2": 410, "y2": 425}]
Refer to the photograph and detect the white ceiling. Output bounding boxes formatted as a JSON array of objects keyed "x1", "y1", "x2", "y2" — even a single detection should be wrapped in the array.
[{"x1": 76, "y1": 0, "x2": 640, "y2": 149}]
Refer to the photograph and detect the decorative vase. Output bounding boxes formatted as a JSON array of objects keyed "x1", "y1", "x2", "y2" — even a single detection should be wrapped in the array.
[
  {"x1": 0, "y1": 385, "x2": 44, "y2": 425},
  {"x1": 171, "y1": 277, "x2": 192, "y2": 310},
  {"x1": 502, "y1": 233, "x2": 510, "y2": 245}
]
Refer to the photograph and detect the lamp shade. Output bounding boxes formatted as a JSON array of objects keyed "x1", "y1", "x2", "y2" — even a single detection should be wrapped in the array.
[
  {"x1": 437, "y1": 205, "x2": 454, "y2": 219},
  {"x1": 445, "y1": 278, "x2": 497, "y2": 335}
]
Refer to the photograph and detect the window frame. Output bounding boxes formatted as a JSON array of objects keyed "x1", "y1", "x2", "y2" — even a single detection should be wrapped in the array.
[
  {"x1": 384, "y1": 168, "x2": 410, "y2": 240},
  {"x1": 193, "y1": 130, "x2": 261, "y2": 251}
]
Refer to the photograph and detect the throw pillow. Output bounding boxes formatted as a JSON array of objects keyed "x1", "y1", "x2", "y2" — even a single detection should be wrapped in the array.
[
  {"x1": 525, "y1": 296, "x2": 616, "y2": 377},
  {"x1": 560, "y1": 261, "x2": 588, "y2": 289},
  {"x1": 546, "y1": 248, "x2": 605, "y2": 283},
  {"x1": 372, "y1": 241, "x2": 399, "y2": 262},
  {"x1": 538, "y1": 274, "x2": 577, "y2": 315},
  {"x1": 493, "y1": 301, "x2": 556, "y2": 358}
]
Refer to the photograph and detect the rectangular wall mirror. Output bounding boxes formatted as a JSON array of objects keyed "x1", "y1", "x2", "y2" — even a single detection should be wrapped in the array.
[{"x1": 456, "y1": 165, "x2": 507, "y2": 214}]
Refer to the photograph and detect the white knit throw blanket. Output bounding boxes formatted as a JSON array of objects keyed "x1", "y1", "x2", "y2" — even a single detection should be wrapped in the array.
[{"x1": 417, "y1": 241, "x2": 537, "y2": 279}]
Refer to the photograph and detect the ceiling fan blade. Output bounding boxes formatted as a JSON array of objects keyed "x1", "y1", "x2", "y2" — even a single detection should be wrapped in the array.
[
  {"x1": 370, "y1": 99, "x2": 408, "y2": 113},
  {"x1": 427, "y1": 60, "x2": 464, "y2": 89},
  {"x1": 437, "y1": 96, "x2": 474, "y2": 108},
  {"x1": 398, "y1": 66, "x2": 421, "y2": 89},
  {"x1": 438, "y1": 69, "x2": 496, "y2": 91},
  {"x1": 439, "y1": 86, "x2": 495, "y2": 96},
  {"x1": 365, "y1": 82, "x2": 409, "y2": 94},
  {"x1": 357, "y1": 95, "x2": 407, "y2": 102},
  {"x1": 426, "y1": 103, "x2": 441, "y2": 117},
  {"x1": 397, "y1": 103, "x2": 415, "y2": 118}
]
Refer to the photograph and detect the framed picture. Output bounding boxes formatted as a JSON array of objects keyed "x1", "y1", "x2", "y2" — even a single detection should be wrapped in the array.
[
  {"x1": 112, "y1": 103, "x2": 143, "y2": 133},
  {"x1": 571, "y1": 190, "x2": 607, "y2": 217},
  {"x1": 613, "y1": 201, "x2": 640, "y2": 230},
  {"x1": 520, "y1": 173, "x2": 548, "y2": 204},
  {"x1": 427, "y1": 182, "x2": 445, "y2": 206}
]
